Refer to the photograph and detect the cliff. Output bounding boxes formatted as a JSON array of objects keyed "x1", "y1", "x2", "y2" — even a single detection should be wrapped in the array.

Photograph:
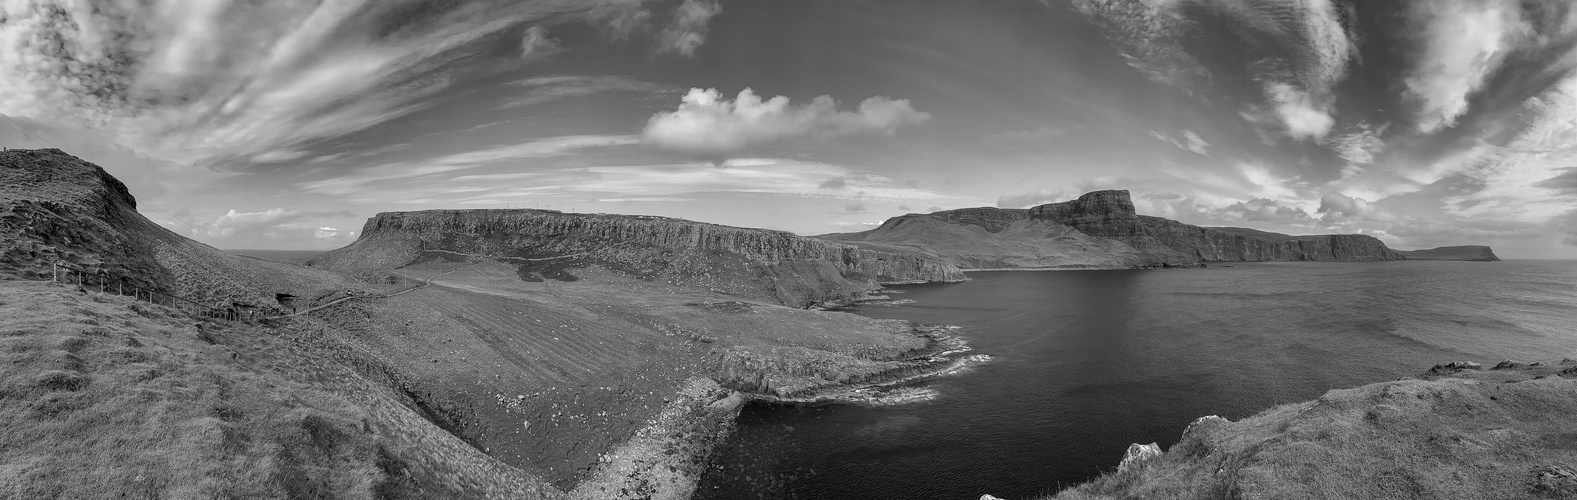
[
  {"x1": 826, "y1": 190, "x2": 1405, "y2": 269},
  {"x1": 1397, "y1": 245, "x2": 1502, "y2": 261},
  {"x1": 1032, "y1": 191, "x2": 1403, "y2": 262},
  {"x1": 821, "y1": 207, "x2": 1166, "y2": 270},
  {"x1": 310, "y1": 209, "x2": 966, "y2": 307}
]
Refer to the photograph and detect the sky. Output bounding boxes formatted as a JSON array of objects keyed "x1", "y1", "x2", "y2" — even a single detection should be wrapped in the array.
[{"x1": 0, "y1": 0, "x2": 1574, "y2": 258}]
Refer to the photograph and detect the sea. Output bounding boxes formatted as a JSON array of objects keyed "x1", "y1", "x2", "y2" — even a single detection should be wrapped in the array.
[
  {"x1": 226, "y1": 249, "x2": 325, "y2": 264},
  {"x1": 693, "y1": 260, "x2": 1577, "y2": 500}
]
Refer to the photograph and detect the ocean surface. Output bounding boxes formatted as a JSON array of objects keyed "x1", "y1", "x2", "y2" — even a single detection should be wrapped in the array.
[
  {"x1": 226, "y1": 249, "x2": 325, "y2": 264},
  {"x1": 693, "y1": 260, "x2": 1577, "y2": 500}
]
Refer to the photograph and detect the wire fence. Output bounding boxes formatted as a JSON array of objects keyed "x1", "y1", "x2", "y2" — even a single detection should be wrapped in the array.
[{"x1": 51, "y1": 261, "x2": 290, "y2": 322}]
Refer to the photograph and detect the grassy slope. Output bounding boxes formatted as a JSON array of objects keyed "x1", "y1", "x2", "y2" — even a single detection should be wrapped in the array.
[
  {"x1": 1042, "y1": 365, "x2": 1577, "y2": 500},
  {"x1": 312, "y1": 259, "x2": 942, "y2": 489},
  {"x1": 0, "y1": 281, "x2": 556, "y2": 499}
]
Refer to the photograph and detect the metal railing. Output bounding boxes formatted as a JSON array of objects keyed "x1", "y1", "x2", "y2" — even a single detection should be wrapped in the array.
[{"x1": 51, "y1": 261, "x2": 287, "y2": 321}]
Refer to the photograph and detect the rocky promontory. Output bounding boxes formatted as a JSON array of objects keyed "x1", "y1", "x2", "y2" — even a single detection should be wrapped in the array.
[
  {"x1": 826, "y1": 190, "x2": 1408, "y2": 269},
  {"x1": 1397, "y1": 245, "x2": 1502, "y2": 261},
  {"x1": 310, "y1": 209, "x2": 965, "y2": 307}
]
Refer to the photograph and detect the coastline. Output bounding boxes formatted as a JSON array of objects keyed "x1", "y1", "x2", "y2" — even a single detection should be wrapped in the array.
[{"x1": 574, "y1": 322, "x2": 984, "y2": 499}]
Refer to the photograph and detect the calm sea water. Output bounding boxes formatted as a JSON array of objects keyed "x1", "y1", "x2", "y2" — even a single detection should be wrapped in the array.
[
  {"x1": 694, "y1": 260, "x2": 1577, "y2": 500},
  {"x1": 226, "y1": 249, "x2": 325, "y2": 264}
]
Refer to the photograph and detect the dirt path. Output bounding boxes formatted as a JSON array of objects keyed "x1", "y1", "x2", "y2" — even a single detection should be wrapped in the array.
[{"x1": 279, "y1": 264, "x2": 474, "y2": 318}]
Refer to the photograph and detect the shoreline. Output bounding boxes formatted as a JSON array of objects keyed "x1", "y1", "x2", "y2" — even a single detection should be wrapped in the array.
[{"x1": 572, "y1": 322, "x2": 983, "y2": 499}]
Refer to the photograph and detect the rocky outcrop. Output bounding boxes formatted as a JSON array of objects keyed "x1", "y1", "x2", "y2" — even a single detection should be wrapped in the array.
[
  {"x1": 1117, "y1": 442, "x2": 1162, "y2": 472},
  {"x1": 312, "y1": 209, "x2": 965, "y2": 307},
  {"x1": 826, "y1": 190, "x2": 1407, "y2": 270},
  {"x1": 1397, "y1": 245, "x2": 1501, "y2": 261}
]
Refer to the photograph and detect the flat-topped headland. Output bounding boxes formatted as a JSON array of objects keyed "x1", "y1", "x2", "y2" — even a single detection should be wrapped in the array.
[
  {"x1": 1397, "y1": 245, "x2": 1502, "y2": 261},
  {"x1": 822, "y1": 190, "x2": 1494, "y2": 271}
]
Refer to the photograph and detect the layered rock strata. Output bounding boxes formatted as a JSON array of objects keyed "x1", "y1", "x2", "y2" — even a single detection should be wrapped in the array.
[{"x1": 311, "y1": 209, "x2": 965, "y2": 307}]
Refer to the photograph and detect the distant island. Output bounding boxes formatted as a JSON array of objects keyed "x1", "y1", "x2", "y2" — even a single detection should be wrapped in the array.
[
  {"x1": 823, "y1": 190, "x2": 1492, "y2": 270},
  {"x1": 1396, "y1": 245, "x2": 1502, "y2": 261}
]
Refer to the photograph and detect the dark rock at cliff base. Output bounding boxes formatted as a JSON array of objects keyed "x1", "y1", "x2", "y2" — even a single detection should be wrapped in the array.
[
  {"x1": 825, "y1": 189, "x2": 1405, "y2": 270},
  {"x1": 1397, "y1": 245, "x2": 1501, "y2": 261},
  {"x1": 1428, "y1": 361, "x2": 1485, "y2": 375},
  {"x1": 310, "y1": 210, "x2": 965, "y2": 308}
]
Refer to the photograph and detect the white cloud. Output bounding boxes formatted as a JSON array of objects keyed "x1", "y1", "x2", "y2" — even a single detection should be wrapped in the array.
[
  {"x1": 656, "y1": 0, "x2": 722, "y2": 57},
  {"x1": 1073, "y1": 0, "x2": 1355, "y2": 140},
  {"x1": 0, "y1": 0, "x2": 672, "y2": 173},
  {"x1": 502, "y1": 75, "x2": 669, "y2": 109},
  {"x1": 997, "y1": 188, "x2": 1068, "y2": 208},
  {"x1": 1264, "y1": 82, "x2": 1335, "y2": 140},
  {"x1": 1148, "y1": 129, "x2": 1210, "y2": 155},
  {"x1": 1403, "y1": 0, "x2": 1531, "y2": 133},
  {"x1": 642, "y1": 88, "x2": 931, "y2": 155},
  {"x1": 520, "y1": 25, "x2": 565, "y2": 62},
  {"x1": 1325, "y1": 123, "x2": 1386, "y2": 165},
  {"x1": 983, "y1": 126, "x2": 1067, "y2": 145},
  {"x1": 298, "y1": 135, "x2": 639, "y2": 196},
  {"x1": 1444, "y1": 75, "x2": 1577, "y2": 221}
]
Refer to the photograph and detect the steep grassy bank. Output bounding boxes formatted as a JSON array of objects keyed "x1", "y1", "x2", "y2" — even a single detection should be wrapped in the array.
[
  {"x1": 0, "y1": 281, "x2": 555, "y2": 499},
  {"x1": 1022, "y1": 362, "x2": 1577, "y2": 500}
]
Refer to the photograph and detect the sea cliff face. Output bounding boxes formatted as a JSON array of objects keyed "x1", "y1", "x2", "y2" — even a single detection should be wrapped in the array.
[
  {"x1": 1031, "y1": 191, "x2": 1404, "y2": 262},
  {"x1": 1397, "y1": 245, "x2": 1501, "y2": 261},
  {"x1": 827, "y1": 189, "x2": 1407, "y2": 269},
  {"x1": 313, "y1": 209, "x2": 965, "y2": 307}
]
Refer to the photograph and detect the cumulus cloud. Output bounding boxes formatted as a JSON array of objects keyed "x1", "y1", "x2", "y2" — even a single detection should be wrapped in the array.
[
  {"x1": 819, "y1": 176, "x2": 848, "y2": 190},
  {"x1": 1403, "y1": 0, "x2": 1531, "y2": 133},
  {"x1": 656, "y1": 0, "x2": 722, "y2": 57},
  {"x1": 641, "y1": 88, "x2": 931, "y2": 155},
  {"x1": 520, "y1": 25, "x2": 565, "y2": 62},
  {"x1": 844, "y1": 203, "x2": 868, "y2": 213},
  {"x1": 1316, "y1": 192, "x2": 1392, "y2": 224},
  {"x1": 997, "y1": 188, "x2": 1068, "y2": 208},
  {"x1": 1222, "y1": 198, "x2": 1314, "y2": 225}
]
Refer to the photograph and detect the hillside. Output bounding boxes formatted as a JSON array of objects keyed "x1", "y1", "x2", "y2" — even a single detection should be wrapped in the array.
[
  {"x1": 0, "y1": 148, "x2": 980, "y2": 499},
  {"x1": 825, "y1": 190, "x2": 1403, "y2": 270},
  {"x1": 1030, "y1": 361, "x2": 1577, "y2": 500},
  {"x1": 1397, "y1": 245, "x2": 1502, "y2": 261}
]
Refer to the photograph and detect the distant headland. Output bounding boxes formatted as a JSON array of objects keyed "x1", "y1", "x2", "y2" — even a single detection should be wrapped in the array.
[{"x1": 822, "y1": 190, "x2": 1498, "y2": 269}]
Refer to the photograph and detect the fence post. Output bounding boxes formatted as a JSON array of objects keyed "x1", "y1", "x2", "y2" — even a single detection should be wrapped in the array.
[{"x1": 52, "y1": 262, "x2": 58, "y2": 283}]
